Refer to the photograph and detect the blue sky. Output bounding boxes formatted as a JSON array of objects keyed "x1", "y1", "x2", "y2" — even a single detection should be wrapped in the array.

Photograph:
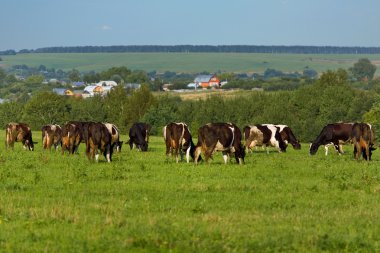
[{"x1": 0, "y1": 0, "x2": 379, "y2": 51}]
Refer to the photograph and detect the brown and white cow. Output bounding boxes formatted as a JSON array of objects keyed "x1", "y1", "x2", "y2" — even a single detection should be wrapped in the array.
[
  {"x1": 104, "y1": 123, "x2": 123, "y2": 152},
  {"x1": 61, "y1": 123, "x2": 82, "y2": 155},
  {"x1": 42, "y1": 124, "x2": 62, "y2": 151},
  {"x1": 309, "y1": 123, "x2": 354, "y2": 156},
  {"x1": 5, "y1": 122, "x2": 34, "y2": 151},
  {"x1": 163, "y1": 122, "x2": 196, "y2": 163},
  {"x1": 243, "y1": 124, "x2": 287, "y2": 153},
  {"x1": 194, "y1": 123, "x2": 245, "y2": 165},
  {"x1": 85, "y1": 122, "x2": 112, "y2": 162},
  {"x1": 351, "y1": 123, "x2": 376, "y2": 161}
]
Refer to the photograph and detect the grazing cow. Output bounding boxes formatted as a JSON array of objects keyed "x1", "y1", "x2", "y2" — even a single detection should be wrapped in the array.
[
  {"x1": 351, "y1": 123, "x2": 375, "y2": 160},
  {"x1": 271, "y1": 125, "x2": 301, "y2": 150},
  {"x1": 163, "y1": 122, "x2": 196, "y2": 163},
  {"x1": 310, "y1": 123, "x2": 354, "y2": 155},
  {"x1": 243, "y1": 124, "x2": 287, "y2": 153},
  {"x1": 85, "y1": 122, "x2": 112, "y2": 162},
  {"x1": 104, "y1": 123, "x2": 123, "y2": 152},
  {"x1": 5, "y1": 122, "x2": 34, "y2": 151},
  {"x1": 194, "y1": 123, "x2": 245, "y2": 165},
  {"x1": 41, "y1": 124, "x2": 62, "y2": 151},
  {"x1": 128, "y1": 122, "x2": 150, "y2": 151},
  {"x1": 61, "y1": 123, "x2": 82, "y2": 154}
]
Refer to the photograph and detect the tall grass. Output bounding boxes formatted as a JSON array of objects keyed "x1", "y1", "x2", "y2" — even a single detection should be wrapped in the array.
[{"x1": 1, "y1": 131, "x2": 380, "y2": 252}]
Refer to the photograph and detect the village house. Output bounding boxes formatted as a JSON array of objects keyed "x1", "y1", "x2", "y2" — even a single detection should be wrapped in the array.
[{"x1": 191, "y1": 74, "x2": 221, "y2": 89}]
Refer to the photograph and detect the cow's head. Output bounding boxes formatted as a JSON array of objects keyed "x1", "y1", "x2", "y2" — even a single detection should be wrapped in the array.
[
  {"x1": 309, "y1": 142, "x2": 319, "y2": 155},
  {"x1": 23, "y1": 139, "x2": 35, "y2": 151},
  {"x1": 292, "y1": 140, "x2": 301, "y2": 150},
  {"x1": 140, "y1": 141, "x2": 148, "y2": 152}
]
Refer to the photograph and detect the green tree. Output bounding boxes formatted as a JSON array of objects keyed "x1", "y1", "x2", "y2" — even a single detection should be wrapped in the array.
[
  {"x1": 100, "y1": 67, "x2": 131, "y2": 83},
  {"x1": 103, "y1": 85, "x2": 129, "y2": 131},
  {"x1": 22, "y1": 91, "x2": 69, "y2": 129},
  {"x1": 25, "y1": 75, "x2": 44, "y2": 85},
  {"x1": 0, "y1": 102, "x2": 24, "y2": 127},
  {"x1": 68, "y1": 69, "x2": 81, "y2": 82},
  {"x1": 350, "y1": 58, "x2": 377, "y2": 81},
  {"x1": 318, "y1": 69, "x2": 348, "y2": 87},
  {"x1": 69, "y1": 96, "x2": 106, "y2": 122},
  {"x1": 124, "y1": 85, "x2": 155, "y2": 127}
]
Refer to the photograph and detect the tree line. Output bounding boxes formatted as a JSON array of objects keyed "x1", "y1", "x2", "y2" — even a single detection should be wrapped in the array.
[
  {"x1": 3, "y1": 45, "x2": 380, "y2": 55},
  {"x1": 0, "y1": 70, "x2": 378, "y2": 143}
]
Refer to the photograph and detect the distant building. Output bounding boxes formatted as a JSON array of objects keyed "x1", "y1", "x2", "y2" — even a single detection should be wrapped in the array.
[
  {"x1": 83, "y1": 85, "x2": 113, "y2": 98},
  {"x1": 125, "y1": 83, "x2": 141, "y2": 90},
  {"x1": 52, "y1": 88, "x2": 74, "y2": 96},
  {"x1": 72, "y1": 81, "x2": 85, "y2": 88},
  {"x1": 194, "y1": 74, "x2": 220, "y2": 88},
  {"x1": 96, "y1": 80, "x2": 117, "y2": 87}
]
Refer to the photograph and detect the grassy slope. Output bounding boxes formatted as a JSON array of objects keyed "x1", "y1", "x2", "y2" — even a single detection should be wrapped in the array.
[
  {"x1": 1, "y1": 132, "x2": 380, "y2": 252},
  {"x1": 2, "y1": 53, "x2": 380, "y2": 74}
]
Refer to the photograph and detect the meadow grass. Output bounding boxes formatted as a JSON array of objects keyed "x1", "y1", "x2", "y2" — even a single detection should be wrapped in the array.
[
  {"x1": 2, "y1": 53, "x2": 380, "y2": 74},
  {"x1": 1, "y1": 132, "x2": 380, "y2": 252}
]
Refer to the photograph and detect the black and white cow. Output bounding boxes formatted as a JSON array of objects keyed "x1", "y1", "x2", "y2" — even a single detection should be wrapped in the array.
[
  {"x1": 351, "y1": 122, "x2": 376, "y2": 161},
  {"x1": 309, "y1": 123, "x2": 354, "y2": 155},
  {"x1": 104, "y1": 123, "x2": 123, "y2": 152},
  {"x1": 243, "y1": 124, "x2": 287, "y2": 153},
  {"x1": 163, "y1": 122, "x2": 196, "y2": 163},
  {"x1": 267, "y1": 124, "x2": 301, "y2": 150},
  {"x1": 128, "y1": 122, "x2": 150, "y2": 151},
  {"x1": 42, "y1": 124, "x2": 62, "y2": 151},
  {"x1": 194, "y1": 123, "x2": 245, "y2": 165}
]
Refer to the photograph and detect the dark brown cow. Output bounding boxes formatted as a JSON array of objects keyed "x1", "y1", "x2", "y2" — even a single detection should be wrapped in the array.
[
  {"x1": 85, "y1": 122, "x2": 112, "y2": 162},
  {"x1": 61, "y1": 123, "x2": 82, "y2": 154},
  {"x1": 5, "y1": 122, "x2": 34, "y2": 151},
  {"x1": 310, "y1": 123, "x2": 354, "y2": 155},
  {"x1": 351, "y1": 123, "x2": 376, "y2": 161},
  {"x1": 163, "y1": 122, "x2": 196, "y2": 163},
  {"x1": 128, "y1": 122, "x2": 151, "y2": 151},
  {"x1": 104, "y1": 123, "x2": 123, "y2": 152},
  {"x1": 194, "y1": 123, "x2": 245, "y2": 165},
  {"x1": 41, "y1": 124, "x2": 62, "y2": 151},
  {"x1": 243, "y1": 124, "x2": 287, "y2": 153}
]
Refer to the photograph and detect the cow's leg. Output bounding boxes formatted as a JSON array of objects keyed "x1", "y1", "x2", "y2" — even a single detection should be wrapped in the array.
[
  {"x1": 338, "y1": 144, "x2": 344, "y2": 154},
  {"x1": 354, "y1": 143, "x2": 361, "y2": 160},
  {"x1": 194, "y1": 146, "x2": 202, "y2": 165},
  {"x1": 104, "y1": 144, "x2": 111, "y2": 163},
  {"x1": 186, "y1": 146, "x2": 191, "y2": 163},
  {"x1": 324, "y1": 144, "x2": 329, "y2": 156},
  {"x1": 222, "y1": 151, "x2": 228, "y2": 164}
]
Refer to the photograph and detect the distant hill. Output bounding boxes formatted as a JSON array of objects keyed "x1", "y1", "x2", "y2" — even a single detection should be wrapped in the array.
[{"x1": 2, "y1": 45, "x2": 380, "y2": 55}]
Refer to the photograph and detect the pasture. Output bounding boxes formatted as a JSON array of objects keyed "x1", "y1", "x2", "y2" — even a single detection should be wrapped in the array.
[
  {"x1": 2, "y1": 131, "x2": 380, "y2": 252},
  {"x1": 2, "y1": 52, "x2": 380, "y2": 74}
]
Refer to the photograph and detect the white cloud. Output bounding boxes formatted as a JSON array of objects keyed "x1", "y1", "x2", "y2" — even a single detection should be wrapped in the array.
[{"x1": 99, "y1": 25, "x2": 112, "y2": 31}]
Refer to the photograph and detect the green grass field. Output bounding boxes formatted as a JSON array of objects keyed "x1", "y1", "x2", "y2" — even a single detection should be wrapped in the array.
[
  {"x1": 2, "y1": 131, "x2": 380, "y2": 252},
  {"x1": 2, "y1": 53, "x2": 380, "y2": 74}
]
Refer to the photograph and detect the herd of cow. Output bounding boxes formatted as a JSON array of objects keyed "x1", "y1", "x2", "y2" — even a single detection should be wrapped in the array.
[{"x1": 4, "y1": 121, "x2": 376, "y2": 164}]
